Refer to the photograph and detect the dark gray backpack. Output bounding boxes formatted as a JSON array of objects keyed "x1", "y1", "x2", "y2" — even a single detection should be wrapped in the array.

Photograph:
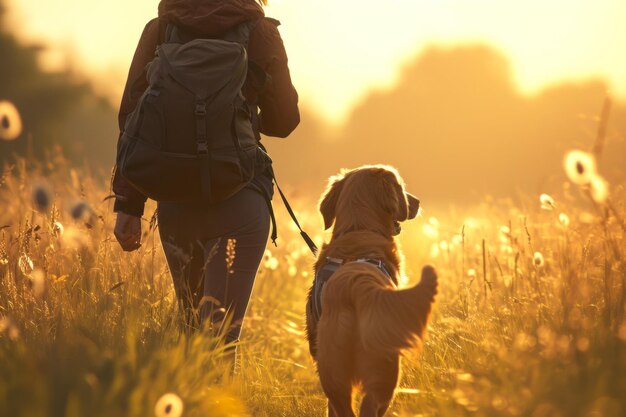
[{"x1": 116, "y1": 21, "x2": 270, "y2": 203}]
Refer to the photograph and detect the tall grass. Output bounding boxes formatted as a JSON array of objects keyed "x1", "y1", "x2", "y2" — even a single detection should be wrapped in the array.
[{"x1": 0, "y1": 152, "x2": 624, "y2": 417}]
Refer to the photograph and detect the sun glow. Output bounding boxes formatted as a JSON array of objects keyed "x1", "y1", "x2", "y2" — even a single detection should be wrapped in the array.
[{"x1": 7, "y1": 0, "x2": 626, "y2": 123}]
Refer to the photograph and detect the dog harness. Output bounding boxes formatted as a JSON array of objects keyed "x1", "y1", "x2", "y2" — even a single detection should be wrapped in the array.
[{"x1": 310, "y1": 257, "x2": 397, "y2": 322}]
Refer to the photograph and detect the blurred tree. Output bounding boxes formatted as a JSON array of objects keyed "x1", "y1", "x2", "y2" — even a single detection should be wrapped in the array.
[
  {"x1": 0, "y1": 0, "x2": 117, "y2": 170},
  {"x1": 266, "y1": 45, "x2": 626, "y2": 205}
]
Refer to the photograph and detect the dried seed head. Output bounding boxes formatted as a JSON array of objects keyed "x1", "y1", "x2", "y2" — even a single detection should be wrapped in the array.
[
  {"x1": 70, "y1": 201, "x2": 97, "y2": 228},
  {"x1": 558, "y1": 213, "x2": 570, "y2": 227},
  {"x1": 0, "y1": 101, "x2": 23, "y2": 141},
  {"x1": 533, "y1": 251, "x2": 545, "y2": 268},
  {"x1": 33, "y1": 183, "x2": 52, "y2": 212},
  {"x1": 70, "y1": 201, "x2": 90, "y2": 220},
  {"x1": 225, "y1": 238, "x2": 236, "y2": 273},
  {"x1": 18, "y1": 254, "x2": 34, "y2": 276}
]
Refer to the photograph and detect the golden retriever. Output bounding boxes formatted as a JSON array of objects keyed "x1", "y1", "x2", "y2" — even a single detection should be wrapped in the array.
[{"x1": 306, "y1": 165, "x2": 438, "y2": 417}]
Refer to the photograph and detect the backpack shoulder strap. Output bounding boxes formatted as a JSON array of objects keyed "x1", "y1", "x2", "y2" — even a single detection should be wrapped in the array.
[
  {"x1": 220, "y1": 18, "x2": 261, "y2": 47},
  {"x1": 164, "y1": 23, "x2": 197, "y2": 44}
]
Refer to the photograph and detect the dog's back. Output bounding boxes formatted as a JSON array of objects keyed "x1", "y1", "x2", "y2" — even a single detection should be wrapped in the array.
[{"x1": 320, "y1": 263, "x2": 437, "y2": 354}]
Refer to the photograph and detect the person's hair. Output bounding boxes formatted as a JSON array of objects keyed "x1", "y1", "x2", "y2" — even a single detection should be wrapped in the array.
[{"x1": 257, "y1": 0, "x2": 268, "y2": 5}]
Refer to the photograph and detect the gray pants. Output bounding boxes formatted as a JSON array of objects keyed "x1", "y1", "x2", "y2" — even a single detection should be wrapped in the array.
[{"x1": 158, "y1": 188, "x2": 270, "y2": 343}]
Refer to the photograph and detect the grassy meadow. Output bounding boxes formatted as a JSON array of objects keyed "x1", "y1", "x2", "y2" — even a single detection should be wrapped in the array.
[{"x1": 0, "y1": 151, "x2": 625, "y2": 417}]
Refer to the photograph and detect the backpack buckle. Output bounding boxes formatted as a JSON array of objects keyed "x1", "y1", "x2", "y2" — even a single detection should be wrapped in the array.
[
  {"x1": 197, "y1": 141, "x2": 209, "y2": 155},
  {"x1": 195, "y1": 103, "x2": 207, "y2": 116}
]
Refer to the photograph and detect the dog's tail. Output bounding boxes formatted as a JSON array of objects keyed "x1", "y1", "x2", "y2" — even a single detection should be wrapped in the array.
[{"x1": 348, "y1": 265, "x2": 437, "y2": 353}]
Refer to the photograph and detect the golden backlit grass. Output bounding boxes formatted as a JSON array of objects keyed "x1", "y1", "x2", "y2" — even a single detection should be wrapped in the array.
[{"x1": 0, "y1": 153, "x2": 624, "y2": 417}]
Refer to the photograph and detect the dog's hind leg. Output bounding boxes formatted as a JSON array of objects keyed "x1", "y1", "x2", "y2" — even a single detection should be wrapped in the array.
[
  {"x1": 319, "y1": 361, "x2": 355, "y2": 417},
  {"x1": 359, "y1": 382, "x2": 396, "y2": 417},
  {"x1": 357, "y1": 354, "x2": 399, "y2": 417},
  {"x1": 318, "y1": 306, "x2": 358, "y2": 417},
  {"x1": 319, "y1": 353, "x2": 356, "y2": 417},
  {"x1": 359, "y1": 393, "x2": 392, "y2": 417},
  {"x1": 326, "y1": 391, "x2": 355, "y2": 417},
  {"x1": 327, "y1": 401, "x2": 337, "y2": 417},
  {"x1": 318, "y1": 355, "x2": 356, "y2": 417}
]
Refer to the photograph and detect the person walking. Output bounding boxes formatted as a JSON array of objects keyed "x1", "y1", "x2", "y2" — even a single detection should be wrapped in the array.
[{"x1": 112, "y1": 0, "x2": 300, "y2": 348}]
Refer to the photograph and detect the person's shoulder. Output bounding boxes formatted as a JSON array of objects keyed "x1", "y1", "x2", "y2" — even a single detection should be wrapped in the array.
[
  {"x1": 143, "y1": 17, "x2": 161, "y2": 32},
  {"x1": 248, "y1": 16, "x2": 289, "y2": 61},
  {"x1": 137, "y1": 17, "x2": 162, "y2": 41},
  {"x1": 264, "y1": 17, "x2": 281, "y2": 27},
  {"x1": 138, "y1": 17, "x2": 167, "y2": 45},
  {"x1": 252, "y1": 16, "x2": 284, "y2": 43},
  {"x1": 254, "y1": 16, "x2": 283, "y2": 34}
]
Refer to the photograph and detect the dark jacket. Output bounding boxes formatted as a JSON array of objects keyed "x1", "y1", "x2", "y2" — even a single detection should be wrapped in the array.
[{"x1": 113, "y1": 0, "x2": 300, "y2": 216}]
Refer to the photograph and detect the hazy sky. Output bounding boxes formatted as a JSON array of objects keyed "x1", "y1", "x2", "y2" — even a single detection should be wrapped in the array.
[{"x1": 8, "y1": 0, "x2": 626, "y2": 123}]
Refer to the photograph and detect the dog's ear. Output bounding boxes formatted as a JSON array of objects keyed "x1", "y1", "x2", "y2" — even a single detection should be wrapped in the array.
[
  {"x1": 375, "y1": 170, "x2": 403, "y2": 219},
  {"x1": 320, "y1": 174, "x2": 346, "y2": 230},
  {"x1": 406, "y1": 192, "x2": 420, "y2": 220},
  {"x1": 394, "y1": 181, "x2": 410, "y2": 222},
  {"x1": 376, "y1": 170, "x2": 420, "y2": 222},
  {"x1": 394, "y1": 186, "x2": 422, "y2": 222}
]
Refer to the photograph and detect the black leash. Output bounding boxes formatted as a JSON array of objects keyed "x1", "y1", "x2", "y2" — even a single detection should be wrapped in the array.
[{"x1": 265, "y1": 168, "x2": 318, "y2": 256}]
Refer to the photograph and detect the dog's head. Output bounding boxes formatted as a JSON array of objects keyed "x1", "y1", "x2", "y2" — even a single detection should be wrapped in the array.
[{"x1": 320, "y1": 165, "x2": 420, "y2": 237}]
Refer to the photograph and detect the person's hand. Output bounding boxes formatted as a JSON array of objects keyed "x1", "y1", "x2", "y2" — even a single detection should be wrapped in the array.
[{"x1": 114, "y1": 212, "x2": 142, "y2": 252}]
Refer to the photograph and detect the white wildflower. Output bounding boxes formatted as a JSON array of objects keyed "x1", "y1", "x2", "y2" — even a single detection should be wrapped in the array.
[
  {"x1": 563, "y1": 150, "x2": 597, "y2": 185},
  {"x1": 589, "y1": 175, "x2": 609, "y2": 204},
  {"x1": 558, "y1": 213, "x2": 570, "y2": 227},
  {"x1": 0, "y1": 101, "x2": 23, "y2": 141},
  {"x1": 154, "y1": 393, "x2": 184, "y2": 417},
  {"x1": 53, "y1": 221, "x2": 64, "y2": 237},
  {"x1": 539, "y1": 193, "x2": 556, "y2": 210}
]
